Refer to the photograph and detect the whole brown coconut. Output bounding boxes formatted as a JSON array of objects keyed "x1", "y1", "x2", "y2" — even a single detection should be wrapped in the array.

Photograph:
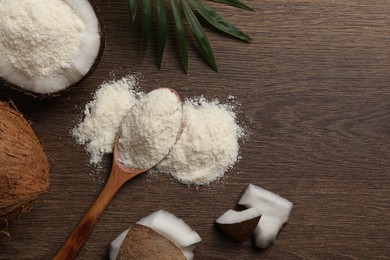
[{"x1": 0, "y1": 101, "x2": 49, "y2": 238}]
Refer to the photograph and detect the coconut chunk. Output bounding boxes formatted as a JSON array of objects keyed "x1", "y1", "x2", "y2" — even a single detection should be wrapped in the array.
[
  {"x1": 110, "y1": 210, "x2": 201, "y2": 260},
  {"x1": 238, "y1": 184, "x2": 292, "y2": 223},
  {"x1": 137, "y1": 210, "x2": 201, "y2": 248},
  {"x1": 215, "y1": 208, "x2": 261, "y2": 242},
  {"x1": 111, "y1": 224, "x2": 186, "y2": 260},
  {"x1": 238, "y1": 184, "x2": 293, "y2": 248}
]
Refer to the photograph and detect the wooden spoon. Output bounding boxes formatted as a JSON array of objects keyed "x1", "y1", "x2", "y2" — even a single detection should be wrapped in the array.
[{"x1": 54, "y1": 89, "x2": 182, "y2": 260}]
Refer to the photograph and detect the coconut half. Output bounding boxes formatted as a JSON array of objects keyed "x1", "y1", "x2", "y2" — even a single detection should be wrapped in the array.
[
  {"x1": 0, "y1": 102, "x2": 49, "y2": 237},
  {"x1": 215, "y1": 208, "x2": 261, "y2": 242},
  {"x1": 238, "y1": 184, "x2": 293, "y2": 248},
  {"x1": 110, "y1": 210, "x2": 201, "y2": 260},
  {"x1": 0, "y1": 0, "x2": 104, "y2": 97}
]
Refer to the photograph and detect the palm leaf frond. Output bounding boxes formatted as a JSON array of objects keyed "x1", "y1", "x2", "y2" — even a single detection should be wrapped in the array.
[
  {"x1": 156, "y1": 0, "x2": 167, "y2": 69},
  {"x1": 211, "y1": 0, "x2": 254, "y2": 11},
  {"x1": 189, "y1": 0, "x2": 252, "y2": 42},
  {"x1": 142, "y1": 0, "x2": 152, "y2": 56},
  {"x1": 170, "y1": 0, "x2": 189, "y2": 73},
  {"x1": 128, "y1": 0, "x2": 254, "y2": 72},
  {"x1": 128, "y1": 0, "x2": 137, "y2": 29}
]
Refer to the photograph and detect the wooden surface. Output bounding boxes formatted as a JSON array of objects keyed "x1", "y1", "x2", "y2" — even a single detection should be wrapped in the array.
[{"x1": 1, "y1": 0, "x2": 389, "y2": 259}]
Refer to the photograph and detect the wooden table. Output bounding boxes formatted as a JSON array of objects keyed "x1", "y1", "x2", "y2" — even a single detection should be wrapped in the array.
[{"x1": 1, "y1": 0, "x2": 389, "y2": 259}]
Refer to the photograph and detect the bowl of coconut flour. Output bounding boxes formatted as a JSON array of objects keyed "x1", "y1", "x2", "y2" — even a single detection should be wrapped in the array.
[
  {"x1": 73, "y1": 76, "x2": 245, "y2": 186},
  {"x1": 0, "y1": 0, "x2": 104, "y2": 96}
]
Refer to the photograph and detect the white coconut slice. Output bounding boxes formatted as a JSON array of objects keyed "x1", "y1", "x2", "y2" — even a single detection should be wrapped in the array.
[
  {"x1": 215, "y1": 208, "x2": 261, "y2": 242},
  {"x1": 137, "y1": 210, "x2": 202, "y2": 248},
  {"x1": 253, "y1": 215, "x2": 284, "y2": 248},
  {"x1": 216, "y1": 208, "x2": 261, "y2": 225},
  {"x1": 0, "y1": 0, "x2": 104, "y2": 96},
  {"x1": 238, "y1": 184, "x2": 293, "y2": 223},
  {"x1": 238, "y1": 184, "x2": 293, "y2": 248}
]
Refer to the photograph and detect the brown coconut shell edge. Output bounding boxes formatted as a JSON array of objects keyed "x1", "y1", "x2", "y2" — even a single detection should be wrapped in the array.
[
  {"x1": 0, "y1": 102, "x2": 49, "y2": 236},
  {"x1": 216, "y1": 215, "x2": 261, "y2": 242},
  {"x1": 0, "y1": 0, "x2": 106, "y2": 99},
  {"x1": 117, "y1": 224, "x2": 186, "y2": 260}
]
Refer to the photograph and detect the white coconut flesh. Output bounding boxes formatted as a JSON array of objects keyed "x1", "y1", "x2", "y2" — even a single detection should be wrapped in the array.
[
  {"x1": 137, "y1": 210, "x2": 202, "y2": 248},
  {"x1": 110, "y1": 228, "x2": 130, "y2": 260},
  {"x1": 238, "y1": 184, "x2": 293, "y2": 248},
  {"x1": 215, "y1": 208, "x2": 262, "y2": 224},
  {"x1": 110, "y1": 210, "x2": 201, "y2": 260},
  {"x1": 0, "y1": 0, "x2": 101, "y2": 94}
]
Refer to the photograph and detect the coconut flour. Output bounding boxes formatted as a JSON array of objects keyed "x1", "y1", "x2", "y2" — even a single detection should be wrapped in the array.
[
  {"x1": 73, "y1": 76, "x2": 139, "y2": 165},
  {"x1": 118, "y1": 89, "x2": 182, "y2": 169},
  {"x1": 73, "y1": 76, "x2": 244, "y2": 185},
  {"x1": 154, "y1": 98, "x2": 243, "y2": 185},
  {"x1": 0, "y1": 0, "x2": 85, "y2": 77}
]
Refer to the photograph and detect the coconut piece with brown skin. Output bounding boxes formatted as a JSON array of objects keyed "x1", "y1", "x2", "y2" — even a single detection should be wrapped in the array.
[
  {"x1": 238, "y1": 184, "x2": 293, "y2": 248},
  {"x1": 215, "y1": 208, "x2": 261, "y2": 242},
  {"x1": 115, "y1": 224, "x2": 186, "y2": 260},
  {"x1": 110, "y1": 210, "x2": 201, "y2": 260},
  {"x1": 0, "y1": 101, "x2": 49, "y2": 236}
]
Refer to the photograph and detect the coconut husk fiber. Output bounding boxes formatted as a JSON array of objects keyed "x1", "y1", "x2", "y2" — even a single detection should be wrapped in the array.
[{"x1": 0, "y1": 101, "x2": 49, "y2": 239}]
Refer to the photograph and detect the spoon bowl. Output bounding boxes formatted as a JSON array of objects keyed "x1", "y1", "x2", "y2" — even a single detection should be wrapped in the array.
[{"x1": 54, "y1": 88, "x2": 182, "y2": 259}]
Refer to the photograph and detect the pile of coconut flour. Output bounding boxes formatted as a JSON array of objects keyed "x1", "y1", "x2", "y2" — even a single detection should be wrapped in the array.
[
  {"x1": 73, "y1": 76, "x2": 244, "y2": 185},
  {"x1": 73, "y1": 76, "x2": 140, "y2": 165}
]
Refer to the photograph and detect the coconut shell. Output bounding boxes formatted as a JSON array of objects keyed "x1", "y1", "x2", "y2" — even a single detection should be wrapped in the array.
[
  {"x1": 0, "y1": 101, "x2": 49, "y2": 234},
  {"x1": 117, "y1": 224, "x2": 186, "y2": 260}
]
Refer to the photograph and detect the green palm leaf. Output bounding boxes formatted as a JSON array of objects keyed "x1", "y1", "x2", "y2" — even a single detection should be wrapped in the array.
[
  {"x1": 170, "y1": 0, "x2": 189, "y2": 73},
  {"x1": 211, "y1": 0, "x2": 254, "y2": 11},
  {"x1": 127, "y1": 0, "x2": 253, "y2": 72},
  {"x1": 156, "y1": 0, "x2": 167, "y2": 69},
  {"x1": 180, "y1": 0, "x2": 218, "y2": 71},
  {"x1": 128, "y1": 0, "x2": 137, "y2": 29},
  {"x1": 188, "y1": 0, "x2": 252, "y2": 42},
  {"x1": 142, "y1": 0, "x2": 152, "y2": 55}
]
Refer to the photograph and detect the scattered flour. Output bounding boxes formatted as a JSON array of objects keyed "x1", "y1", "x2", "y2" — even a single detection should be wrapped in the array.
[
  {"x1": 72, "y1": 76, "x2": 140, "y2": 165},
  {"x1": 0, "y1": 0, "x2": 85, "y2": 77},
  {"x1": 118, "y1": 89, "x2": 182, "y2": 169},
  {"x1": 73, "y1": 76, "x2": 244, "y2": 185},
  {"x1": 154, "y1": 98, "x2": 244, "y2": 185}
]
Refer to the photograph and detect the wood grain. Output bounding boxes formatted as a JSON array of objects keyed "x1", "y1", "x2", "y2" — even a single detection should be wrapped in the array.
[{"x1": 1, "y1": 0, "x2": 389, "y2": 259}]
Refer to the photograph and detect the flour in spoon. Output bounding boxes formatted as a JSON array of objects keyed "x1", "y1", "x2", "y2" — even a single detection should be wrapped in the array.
[{"x1": 118, "y1": 88, "x2": 182, "y2": 169}]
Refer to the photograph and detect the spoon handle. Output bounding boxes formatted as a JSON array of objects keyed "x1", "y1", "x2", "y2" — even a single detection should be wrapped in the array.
[{"x1": 54, "y1": 164, "x2": 141, "y2": 260}]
